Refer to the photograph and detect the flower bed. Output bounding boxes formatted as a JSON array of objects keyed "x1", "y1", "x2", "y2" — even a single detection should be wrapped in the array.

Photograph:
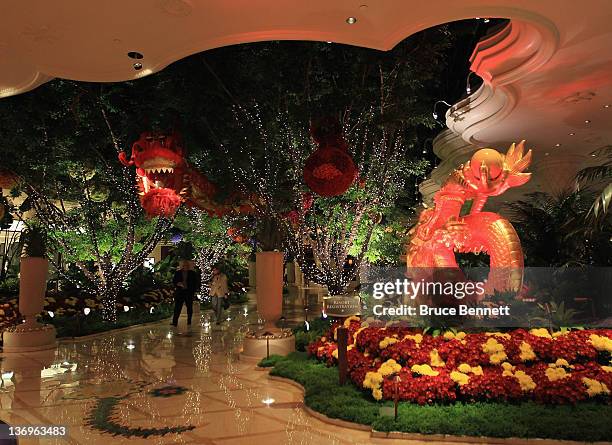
[{"x1": 307, "y1": 317, "x2": 612, "y2": 405}]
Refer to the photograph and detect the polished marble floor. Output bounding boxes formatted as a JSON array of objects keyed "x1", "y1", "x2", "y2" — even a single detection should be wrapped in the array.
[{"x1": 0, "y1": 289, "x2": 477, "y2": 445}]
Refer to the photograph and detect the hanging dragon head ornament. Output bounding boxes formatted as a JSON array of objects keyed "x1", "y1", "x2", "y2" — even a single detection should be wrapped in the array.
[{"x1": 407, "y1": 141, "x2": 532, "y2": 296}]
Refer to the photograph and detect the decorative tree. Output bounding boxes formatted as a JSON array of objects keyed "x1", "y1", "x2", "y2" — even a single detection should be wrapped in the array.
[
  {"x1": 227, "y1": 107, "x2": 424, "y2": 296},
  {"x1": 0, "y1": 82, "x2": 174, "y2": 322},
  {"x1": 281, "y1": 112, "x2": 415, "y2": 295},
  {"x1": 16, "y1": 146, "x2": 173, "y2": 322},
  {"x1": 174, "y1": 208, "x2": 234, "y2": 299}
]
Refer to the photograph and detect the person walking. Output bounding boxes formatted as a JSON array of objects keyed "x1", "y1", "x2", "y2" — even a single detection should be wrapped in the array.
[
  {"x1": 209, "y1": 266, "x2": 228, "y2": 324},
  {"x1": 172, "y1": 259, "x2": 198, "y2": 327}
]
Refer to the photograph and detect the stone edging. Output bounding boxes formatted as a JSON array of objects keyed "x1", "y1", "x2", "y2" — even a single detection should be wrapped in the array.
[{"x1": 267, "y1": 375, "x2": 612, "y2": 445}]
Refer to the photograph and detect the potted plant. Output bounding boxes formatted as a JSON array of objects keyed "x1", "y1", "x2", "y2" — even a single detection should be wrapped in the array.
[
  {"x1": 2, "y1": 225, "x2": 56, "y2": 352},
  {"x1": 255, "y1": 216, "x2": 284, "y2": 332},
  {"x1": 19, "y1": 227, "x2": 49, "y2": 327}
]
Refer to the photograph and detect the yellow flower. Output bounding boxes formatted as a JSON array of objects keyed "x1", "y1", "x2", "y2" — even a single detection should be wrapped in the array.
[
  {"x1": 372, "y1": 388, "x2": 383, "y2": 400},
  {"x1": 363, "y1": 371, "x2": 383, "y2": 390},
  {"x1": 545, "y1": 367, "x2": 569, "y2": 382},
  {"x1": 457, "y1": 363, "x2": 483, "y2": 376},
  {"x1": 332, "y1": 349, "x2": 338, "y2": 359},
  {"x1": 519, "y1": 341, "x2": 536, "y2": 362},
  {"x1": 514, "y1": 370, "x2": 536, "y2": 391},
  {"x1": 379, "y1": 359, "x2": 402, "y2": 376},
  {"x1": 554, "y1": 358, "x2": 571, "y2": 368},
  {"x1": 343, "y1": 315, "x2": 360, "y2": 328},
  {"x1": 582, "y1": 378, "x2": 610, "y2": 397},
  {"x1": 602, "y1": 366, "x2": 612, "y2": 373},
  {"x1": 458, "y1": 363, "x2": 472, "y2": 373},
  {"x1": 483, "y1": 338, "x2": 507, "y2": 364},
  {"x1": 450, "y1": 371, "x2": 470, "y2": 386},
  {"x1": 529, "y1": 328, "x2": 552, "y2": 339},
  {"x1": 353, "y1": 326, "x2": 366, "y2": 344},
  {"x1": 403, "y1": 333, "x2": 423, "y2": 344},
  {"x1": 430, "y1": 349, "x2": 445, "y2": 367},
  {"x1": 411, "y1": 364, "x2": 439, "y2": 376},
  {"x1": 552, "y1": 330, "x2": 569, "y2": 338},
  {"x1": 455, "y1": 332, "x2": 467, "y2": 341},
  {"x1": 443, "y1": 331, "x2": 455, "y2": 340},
  {"x1": 589, "y1": 334, "x2": 612, "y2": 353},
  {"x1": 379, "y1": 336, "x2": 399, "y2": 349}
]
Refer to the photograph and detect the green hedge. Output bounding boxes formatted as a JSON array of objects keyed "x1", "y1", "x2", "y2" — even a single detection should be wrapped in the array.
[
  {"x1": 49, "y1": 303, "x2": 173, "y2": 338},
  {"x1": 269, "y1": 352, "x2": 612, "y2": 442}
]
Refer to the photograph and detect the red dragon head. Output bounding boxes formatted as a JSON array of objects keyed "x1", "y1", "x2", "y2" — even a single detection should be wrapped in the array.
[{"x1": 119, "y1": 131, "x2": 188, "y2": 218}]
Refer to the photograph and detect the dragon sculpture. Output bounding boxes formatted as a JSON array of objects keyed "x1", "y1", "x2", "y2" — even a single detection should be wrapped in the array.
[
  {"x1": 119, "y1": 131, "x2": 251, "y2": 218},
  {"x1": 406, "y1": 141, "x2": 532, "y2": 296}
]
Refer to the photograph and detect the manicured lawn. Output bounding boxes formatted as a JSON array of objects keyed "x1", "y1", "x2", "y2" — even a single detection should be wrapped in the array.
[{"x1": 268, "y1": 352, "x2": 612, "y2": 442}]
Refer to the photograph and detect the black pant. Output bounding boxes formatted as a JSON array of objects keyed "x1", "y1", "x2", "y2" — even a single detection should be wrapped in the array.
[{"x1": 172, "y1": 292, "x2": 194, "y2": 326}]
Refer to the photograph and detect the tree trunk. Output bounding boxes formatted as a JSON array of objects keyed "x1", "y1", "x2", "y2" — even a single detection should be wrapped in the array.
[{"x1": 100, "y1": 284, "x2": 119, "y2": 323}]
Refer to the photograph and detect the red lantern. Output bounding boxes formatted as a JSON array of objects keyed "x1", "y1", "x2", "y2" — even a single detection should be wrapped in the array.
[
  {"x1": 304, "y1": 118, "x2": 357, "y2": 197},
  {"x1": 304, "y1": 146, "x2": 357, "y2": 197}
]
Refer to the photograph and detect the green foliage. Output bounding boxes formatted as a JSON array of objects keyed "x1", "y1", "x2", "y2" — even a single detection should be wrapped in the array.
[
  {"x1": 257, "y1": 354, "x2": 285, "y2": 368},
  {"x1": 506, "y1": 191, "x2": 612, "y2": 266},
  {"x1": 292, "y1": 317, "x2": 333, "y2": 351},
  {"x1": 0, "y1": 277, "x2": 19, "y2": 295},
  {"x1": 269, "y1": 353, "x2": 612, "y2": 442},
  {"x1": 47, "y1": 303, "x2": 173, "y2": 338}
]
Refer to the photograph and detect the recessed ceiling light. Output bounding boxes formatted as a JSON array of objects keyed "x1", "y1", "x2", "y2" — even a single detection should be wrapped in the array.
[
  {"x1": 133, "y1": 62, "x2": 143, "y2": 71},
  {"x1": 591, "y1": 153, "x2": 597, "y2": 157},
  {"x1": 346, "y1": 17, "x2": 357, "y2": 24},
  {"x1": 569, "y1": 132, "x2": 575, "y2": 136},
  {"x1": 544, "y1": 152, "x2": 549, "y2": 156},
  {"x1": 604, "y1": 104, "x2": 610, "y2": 108},
  {"x1": 127, "y1": 51, "x2": 143, "y2": 60},
  {"x1": 262, "y1": 397, "x2": 275, "y2": 405},
  {"x1": 483, "y1": 18, "x2": 490, "y2": 23},
  {"x1": 554, "y1": 143, "x2": 561, "y2": 147},
  {"x1": 585, "y1": 119, "x2": 591, "y2": 123}
]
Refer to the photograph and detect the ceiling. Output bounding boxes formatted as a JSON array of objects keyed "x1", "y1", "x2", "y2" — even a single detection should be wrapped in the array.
[{"x1": 1, "y1": 0, "x2": 611, "y2": 202}]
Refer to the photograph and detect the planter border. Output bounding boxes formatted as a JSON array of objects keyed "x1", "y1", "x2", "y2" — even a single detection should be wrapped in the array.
[{"x1": 267, "y1": 375, "x2": 612, "y2": 445}]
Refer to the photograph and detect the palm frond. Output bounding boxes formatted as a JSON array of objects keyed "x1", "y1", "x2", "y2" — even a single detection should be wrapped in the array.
[{"x1": 589, "y1": 182, "x2": 612, "y2": 218}]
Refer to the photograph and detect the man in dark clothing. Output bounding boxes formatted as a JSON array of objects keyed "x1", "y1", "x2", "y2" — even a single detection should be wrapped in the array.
[{"x1": 172, "y1": 260, "x2": 198, "y2": 327}]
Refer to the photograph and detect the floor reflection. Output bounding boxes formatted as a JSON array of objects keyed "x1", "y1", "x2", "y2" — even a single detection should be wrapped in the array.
[{"x1": 0, "y1": 286, "x2": 401, "y2": 444}]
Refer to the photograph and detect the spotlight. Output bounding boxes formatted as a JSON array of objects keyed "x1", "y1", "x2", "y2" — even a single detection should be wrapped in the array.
[
  {"x1": 346, "y1": 17, "x2": 357, "y2": 24},
  {"x1": 432, "y1": 100, "x2": 451, "y2": 120},
  {"x1": 305, "y1": 321, "x2": 310, "y2": 331},
  {"x1": 133, "y1": 62, "x2": 143, "y2": 70},
  {"x1": 83, "y1": 308, "x2": 91, "y2": 315},
  {"x1": 150, "y1": 307, "x2": 154, "y2": 314},
  {"x1": 262, "y1": 397, "x2": 275, "y2": 405},
  {"x1": 123, "y1": 305, "x2": 130, "y2": 312}
]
